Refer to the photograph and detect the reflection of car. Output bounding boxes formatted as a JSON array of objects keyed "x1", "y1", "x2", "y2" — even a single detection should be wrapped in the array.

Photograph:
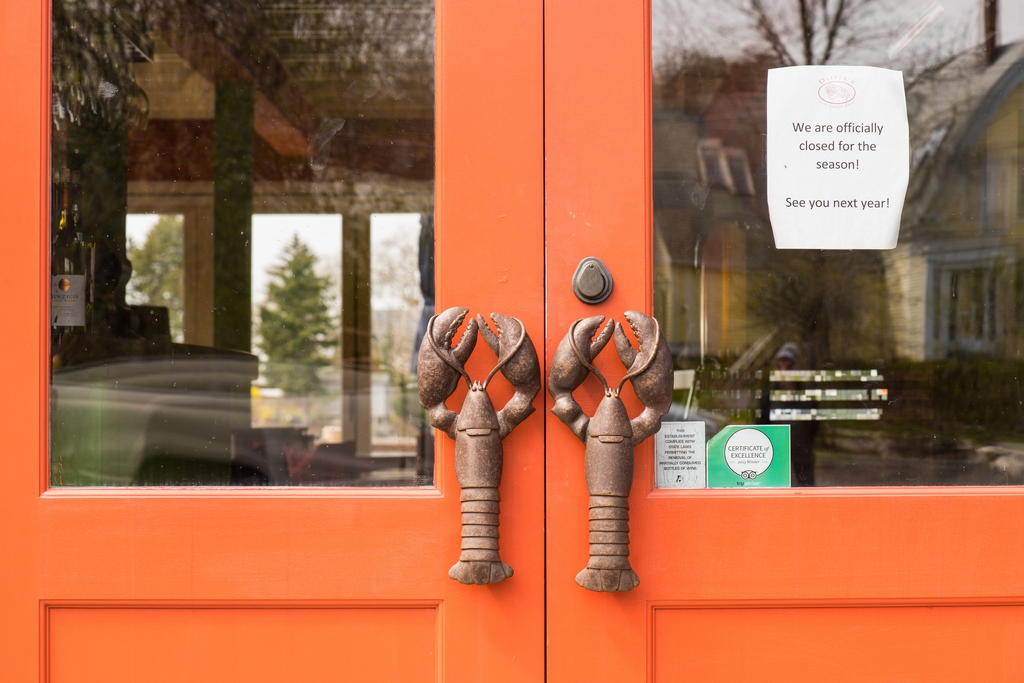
[
  {"x1": 230, "y1": 430, "x2": 418, "y2": 486},
  {"x1": 51, "y1": 348, "x2": 258, "y2": 485}
]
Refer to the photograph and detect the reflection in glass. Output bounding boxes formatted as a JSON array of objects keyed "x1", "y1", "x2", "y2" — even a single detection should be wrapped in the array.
[
  {"x1": 653, "y1": 0, "x2": 1024, "y2": 485},
  {"x1": 50, "y1": 0, "x2": 435, "y2": 486}
]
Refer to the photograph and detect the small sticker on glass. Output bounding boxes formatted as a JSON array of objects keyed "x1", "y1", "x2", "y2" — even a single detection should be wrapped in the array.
[
  {"x1": 51, "y1": 274, "x2": 86, "y2": 326},
  {"x1": 707, "y1": 425, "x2": 791, "y2": 488},
  {"x1": 655, "y1": 421, "x2": 706, "y2": 489}
]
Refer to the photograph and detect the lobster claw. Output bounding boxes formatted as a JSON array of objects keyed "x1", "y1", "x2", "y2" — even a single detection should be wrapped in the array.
[
  {"x1": 417, "y1": 306, "x2": 478, "y2": 438},
  {"x1": 548, "y1": 315, "x2": 615, "y2": 442},
  {"x1": 573, "y1": 315, "x2": 615, "y2": 363},
  {"x1": 550, "y1": 316, "x2": 614, "y2": 394},
  {"x1": 616, "y1": 311, "x2": 673, "y2": 445},
  {"x1": 476, "y1": 313, "x2": 541, "y2": 438}
]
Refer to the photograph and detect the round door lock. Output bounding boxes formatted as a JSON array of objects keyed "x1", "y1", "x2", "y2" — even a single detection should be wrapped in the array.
[{"x1": 572, "y1": 257, "x2": 614, "y2": 304}]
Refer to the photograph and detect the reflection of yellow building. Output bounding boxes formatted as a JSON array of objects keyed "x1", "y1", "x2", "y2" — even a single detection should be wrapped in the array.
[
  {"x1": 654, "y1": 48, "x2": 1024, "y2": 369},
  {"x1": 653, "y1": 62, "x2": 760, "y2": 364},
  {"x1": 889, "y1": 42, "x2": 1024, "y2": 360}
]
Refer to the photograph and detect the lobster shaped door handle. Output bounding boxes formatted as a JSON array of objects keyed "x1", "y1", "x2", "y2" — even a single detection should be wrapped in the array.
[
  {"x1": 418, "y1": 307, "x2": 540, "y2": 585},
  {"x1": 549, "y1": 311, "x2": 673, "y2": 592}
]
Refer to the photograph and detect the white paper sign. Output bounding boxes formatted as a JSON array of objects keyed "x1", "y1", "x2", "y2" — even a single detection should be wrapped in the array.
[
  {"x1": 767, "y1": 66, "x2": 909, "y2": 249},
  {"x1": 655, "y1": 422, "x2": 706, "y2": 489}
]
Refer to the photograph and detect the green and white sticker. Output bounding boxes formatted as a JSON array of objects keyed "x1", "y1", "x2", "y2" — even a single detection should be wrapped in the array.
[{"x1": 707, "y1": 425, "x2": 791, "y2": 488}]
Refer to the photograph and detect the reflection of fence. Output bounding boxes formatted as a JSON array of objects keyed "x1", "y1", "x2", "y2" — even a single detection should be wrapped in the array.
[
  {"x1": 250, "y1": 360, "x2": 433, "y2": 485},
  {"x1": 693, "y1": 368, "x2": 889, "y2": 423},
  {"x1": 693, "y1": 361, "x2": 1024, "y2": 466},
  {"x1": 767, "y1": 369, "x2": 887, "y2": 422},
  {"x1": 230, "y1": 427, "x2": 428, "y2": 487},
  {"x1": 693, "y1": 369, "x2": 760, "y2": 423},
  {"x1": 768, "y1": 369, "x2": 881, "y2": 382}
]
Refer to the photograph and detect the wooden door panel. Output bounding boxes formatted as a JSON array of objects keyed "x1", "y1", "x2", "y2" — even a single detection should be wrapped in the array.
[
  {"x1": 643, "y1": 491, "x2": 1024, "y2": 599},
  {"x1": 49, "y1": 606, "x2": 437, "y2": 683},
  {"x1": 652, "y1": 604, "x2": 1024, "y2": 682},
  {"x1": 40, "y1": 495, "x2": 451, "y2": 598}
]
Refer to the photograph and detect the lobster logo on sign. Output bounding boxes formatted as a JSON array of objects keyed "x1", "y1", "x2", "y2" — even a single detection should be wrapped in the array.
[{"x1": 818, "y1": 78, "x2": 856, "y2": 106}]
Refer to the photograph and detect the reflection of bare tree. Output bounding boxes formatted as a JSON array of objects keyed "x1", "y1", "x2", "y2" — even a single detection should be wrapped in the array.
[
  {"x1": 749, "y1": 250, "x2": 892, "y2": 366},
  {"x1": 278, "y1": 0, "x2": 434, "y2": 115},
  {"x1": 651, "y1": 0, "x2": 989, "y2": 372},
  {"x1": 655, "y1": 0, "x2": 974, "y2": 75},
  {"x1": 742, "y1": 0, "x2": 887, "y2": 65},
  {"x1": 371, "y1": 233, "x2": 423, "y2": 385},
  {"x1": 654, "y1": 0, "x2": 891, "y2": 68}
]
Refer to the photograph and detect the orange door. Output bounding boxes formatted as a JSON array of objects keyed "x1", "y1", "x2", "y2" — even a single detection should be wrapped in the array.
[
  {"x1": 546, "y1": 1, "x2": 1024, "y2": 681},
  {"x1": 12, "y1": 0, "x2": 1024, "y2": 680},
  {"x1": 2, "y1": 1, "x2": 544, "y2": 681}
]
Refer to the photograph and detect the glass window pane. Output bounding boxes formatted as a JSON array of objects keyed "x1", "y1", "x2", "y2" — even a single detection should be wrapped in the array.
[
  {"x1": 50, "y1": 0, "x2": 435, "y2": 486},
  {"x1": 653, "y1": 0, "x2": 1024, "y2": 486}
]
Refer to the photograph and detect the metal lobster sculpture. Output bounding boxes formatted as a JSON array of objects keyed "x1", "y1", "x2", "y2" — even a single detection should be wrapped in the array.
[
  {"x1": 418, "y1": 307, "x2": 540, "y2": 585},
  {"x1": 549, "y1": 311, "x2": 673, "y2": 592}
]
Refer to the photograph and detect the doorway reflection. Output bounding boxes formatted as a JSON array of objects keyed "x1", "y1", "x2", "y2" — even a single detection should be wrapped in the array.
[{"x1": 49, "y1": 0, "x2": 435, "y2": 486}]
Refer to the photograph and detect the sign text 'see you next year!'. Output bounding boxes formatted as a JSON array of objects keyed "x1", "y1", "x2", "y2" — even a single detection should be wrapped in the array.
[{"x1": 767, "y1": 66, "x2": 909, "y2": 249}]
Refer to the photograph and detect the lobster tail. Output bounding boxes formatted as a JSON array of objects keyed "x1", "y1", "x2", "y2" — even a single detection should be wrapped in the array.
[
  {"x1": 449, "y1": 487, "x2": 513, "y2": 584},
  {"x1": 575, "y1": 495, "x2": 639, "y2": 592}
]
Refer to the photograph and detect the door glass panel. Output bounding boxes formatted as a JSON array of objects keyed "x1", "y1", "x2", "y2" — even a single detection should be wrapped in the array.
[
  {"x1": 653, "y1": 1, "x2": 1024, "y2": 485},
  {"x1": 50, "y1": 0, "x2": 435, "y2": 486}
]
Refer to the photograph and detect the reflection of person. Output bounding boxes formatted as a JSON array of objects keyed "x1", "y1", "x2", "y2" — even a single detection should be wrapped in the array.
[
  {"x1": 410, "y1": 214, "x2": 435, "y2": 374},
  {"x1": 759, "y1": 342, "x2": 819, "y2": 487},
  {"x1": 411, "y1": 214, "x2": 435, "y2": 482}
]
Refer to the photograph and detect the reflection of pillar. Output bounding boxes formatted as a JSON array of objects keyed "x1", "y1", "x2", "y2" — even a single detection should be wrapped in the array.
[
  {"x1": 701, "y1": 223, "x2": 747, "y2": 361},
  {"x1": 182, "y1": 202, "x2": 215, "y2": 346},
  {"x1": 341, "y1": 212, "x2": 372, "y2": 457},
  {"x1": 213, "y1": 82, "x2": 254, "y2": 352}
]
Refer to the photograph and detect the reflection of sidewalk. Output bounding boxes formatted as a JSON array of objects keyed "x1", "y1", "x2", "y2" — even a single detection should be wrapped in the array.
[{"x1": 816, "y1": 447, "x2": 1024, "y2": 486}]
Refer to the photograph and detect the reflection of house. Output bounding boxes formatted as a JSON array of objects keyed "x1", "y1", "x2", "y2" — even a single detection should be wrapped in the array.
[
  {"x1": 656, "y1": 43, "x2": 1024, "y2": 366},
  {"x1": 889, "y1": 42, "x2": 1024, "y2": 360},
  {"x1": 653, "y1": 58, "x2": 770, "y2": 363}
]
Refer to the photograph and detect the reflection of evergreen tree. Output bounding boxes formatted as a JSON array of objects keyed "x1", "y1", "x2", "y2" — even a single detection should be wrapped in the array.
[
  {"x1": 127, "y1": 215, "x2": 184, "y2": 341},
  {"x1": 258, "y1": 235, "x2": 339, "y2": 395}
]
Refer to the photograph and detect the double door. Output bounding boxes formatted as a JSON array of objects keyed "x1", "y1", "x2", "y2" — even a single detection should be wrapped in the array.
[{"x1": 5, "y1": 1, "x2": 1024, "y2": 681}]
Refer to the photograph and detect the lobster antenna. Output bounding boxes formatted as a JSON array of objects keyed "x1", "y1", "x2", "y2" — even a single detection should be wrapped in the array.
[
  {"x1": 568, "y1": 319, "x2": 610, "y2": 392},
  {"x1": 425, "y1": 315, "x2": 472, "y2": 384},
  {"x1": 617, "y1": 317, "x2": 662, "y2": 392},
  {"x1": 482, "y1": 315, "x2": 527, "y2": 388}
]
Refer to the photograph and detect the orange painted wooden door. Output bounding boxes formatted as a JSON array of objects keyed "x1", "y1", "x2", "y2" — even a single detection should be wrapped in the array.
[
  {"x1": 11, "y1": 0, "x2": 1024, "y2": 680},
  {"x1": 545, "y1": 1, "x2": 1024, "y2": 682},
  {"x1": 0, "y1": 1, "x2": 544, "y2": 681}
]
